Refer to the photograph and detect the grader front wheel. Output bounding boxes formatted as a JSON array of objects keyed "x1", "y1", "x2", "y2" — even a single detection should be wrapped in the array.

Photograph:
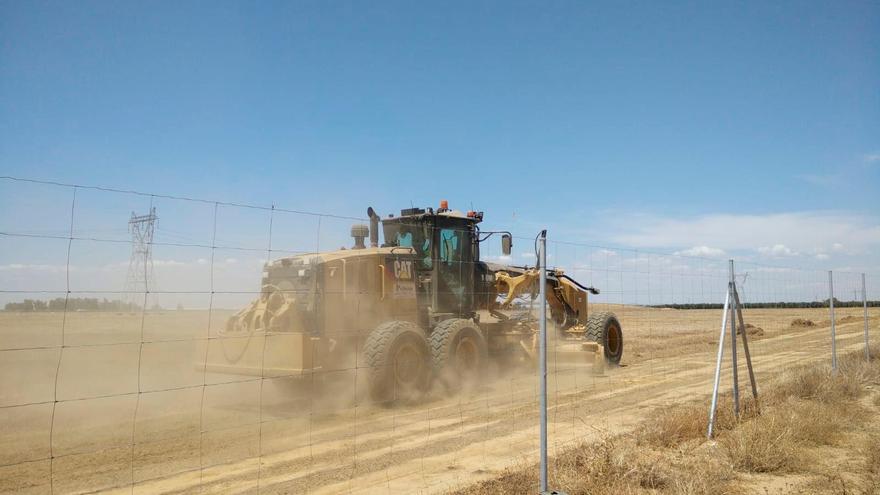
[
  {"x1": 364, "y1": 321, "x2": 430, "y2": 404},
  {"x1": 585, "y1": 311, "x2": 623, "y2": 365}
]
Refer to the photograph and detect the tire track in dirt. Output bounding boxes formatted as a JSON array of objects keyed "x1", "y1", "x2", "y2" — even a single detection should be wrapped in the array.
[{"x1": 118, "y1": 317, "x2": 874, "y2": 495}]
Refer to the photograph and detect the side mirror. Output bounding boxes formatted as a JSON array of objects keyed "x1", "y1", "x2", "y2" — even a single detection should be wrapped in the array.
[{"x1": 501, "y1": 234, "x2": 512, "y2": 256}]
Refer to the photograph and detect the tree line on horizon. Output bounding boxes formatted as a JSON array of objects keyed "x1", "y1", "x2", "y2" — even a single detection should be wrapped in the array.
[
  {"x1": 650, "y1": 298, "x2": 879, "y2": 310},
  {"x1": 3, "y1": 298, "x2": 143, "y2": 312},
  {"x1": 4, "y1": 297, "x2": 876, "y2": 312}
]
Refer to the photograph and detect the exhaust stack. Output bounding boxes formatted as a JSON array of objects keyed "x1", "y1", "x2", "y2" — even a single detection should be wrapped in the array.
[{"x1": 366, "y1": 207, "x2": 380, "y2": 248}]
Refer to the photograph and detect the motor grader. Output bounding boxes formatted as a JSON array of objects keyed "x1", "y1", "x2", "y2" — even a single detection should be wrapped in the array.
[{"x1": 206, "y1": 202, "x2": 623, "y2": 403}]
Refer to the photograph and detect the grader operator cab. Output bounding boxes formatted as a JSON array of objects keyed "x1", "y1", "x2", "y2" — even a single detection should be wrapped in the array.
[{"x1": 206, "y1": 202, "x2": 623, "y2": 403}]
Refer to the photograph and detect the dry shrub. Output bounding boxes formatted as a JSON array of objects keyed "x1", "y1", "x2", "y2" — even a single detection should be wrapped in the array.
[
  {"x1": 453, "y1": 438, "x2": 656, "y2": 495},
  {"x1": 459, "y1": 465, "x2": 535, "y2": 495},
  {"x1": 769, "y1": 365, "x2": 863, "y2": 405},
  {"x1": 637, "y1": 395, "x2": 760, "y2": 449},
  {"x1": 838, "y1": 349, "x2": 880, "y2": 385},
  {"x1": 661, "y1": 447, "x2": 741, "y2": 495},
  {"x1": 786, "y1": 398, "x2": 864, "y2": 446},
  {"x1": 457, "y1": 436, "x2": 740, "y2": 495},
  {"x1": 870, "y1": 344, "x2": 880, "y2": 361},
  {"x1": 637, "y1": 403, "x2": 708, "y2": 448},
  {"x1": 551, "y1": 438, "x2": 672, "y2": 493},
  {"x1": 782, "y1": 346, "x2": 880, "y2": 403},
  {"x1": 720, "y1": 412, "x2": 799, "y2": 473},
  {"x1": 722, "y1": 347, "x2": 879, "y2": 476},
  {"x1": 552, "y1": 437, "x2": 743, "y2": 495}
]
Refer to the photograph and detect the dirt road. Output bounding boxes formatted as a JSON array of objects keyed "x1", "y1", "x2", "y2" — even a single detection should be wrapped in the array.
[{"x1": 1, "y1": 307, "x2": 876, "y2": 494}]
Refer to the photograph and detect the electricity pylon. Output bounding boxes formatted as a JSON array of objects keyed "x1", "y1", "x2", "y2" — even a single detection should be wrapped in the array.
[{"x1": 125, "y1": 207, "x2": 158, "y2": 305}]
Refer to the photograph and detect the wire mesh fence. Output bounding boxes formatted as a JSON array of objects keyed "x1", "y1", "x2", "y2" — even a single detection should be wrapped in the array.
[{"x1": 0, "y1": 176, "x2": 877, "y2": 494}]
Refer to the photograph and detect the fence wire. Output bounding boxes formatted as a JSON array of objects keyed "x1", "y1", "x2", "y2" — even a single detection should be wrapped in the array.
[{"x1": 0, "y1": 176, "x2": 877, "y2": 494}]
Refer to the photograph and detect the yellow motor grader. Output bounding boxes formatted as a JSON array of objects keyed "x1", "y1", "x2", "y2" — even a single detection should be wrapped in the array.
[{"x1": 205, "y1": 202, "x2": 622, "y2": 402}]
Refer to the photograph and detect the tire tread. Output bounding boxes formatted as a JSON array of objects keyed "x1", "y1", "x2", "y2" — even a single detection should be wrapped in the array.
[
  {"x1": 364, "y1": 320, "x2": 425, "y2": 402},
  {"x1": 585, "y1": 311, "x2": 623, "y2": 364}
]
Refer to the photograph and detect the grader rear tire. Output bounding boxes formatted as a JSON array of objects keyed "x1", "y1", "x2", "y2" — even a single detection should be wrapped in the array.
[
  {"x1": 430, "y1": 318, "x2": 487, "y2": 393},
  {"x1": 364, "y1": 321, "x2": 430, "y2": 405},
  {"x1": 585, "y1": 311, "x2": 623, "y2": 365}
]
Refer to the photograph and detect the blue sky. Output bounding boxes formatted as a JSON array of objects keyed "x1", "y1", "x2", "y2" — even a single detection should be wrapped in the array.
[{"x1": 1, "y1": 1, "x2": 878, "y2": 304}]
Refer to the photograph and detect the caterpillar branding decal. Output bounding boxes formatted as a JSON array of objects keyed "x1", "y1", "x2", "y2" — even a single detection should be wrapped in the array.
[
  {"x1": 390, "y1": 258, "x2": 415, "y2": 298},
  {"x1": 393, "y1": 260, "x2": 413, "y2": 280}
]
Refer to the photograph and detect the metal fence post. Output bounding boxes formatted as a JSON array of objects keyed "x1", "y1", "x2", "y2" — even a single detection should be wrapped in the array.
[
  {"x1": 864, "y1": 273, "x2": 870, "y2": 361},
  {"x1": 707, "y1": 289, "x2": 731, "y2": 439},
  {"x1": 829, "y1": 270, "x2": 837, "y2": 372},
  {"x1": 538, "y1": 230, "x2": 548, "y2": 493},
  {"x1": 732, "y1": 288, "x2": 759, "y2": 401},
  {"x1": 729, "y1": 260, "x2": 740, "y2": 416}
]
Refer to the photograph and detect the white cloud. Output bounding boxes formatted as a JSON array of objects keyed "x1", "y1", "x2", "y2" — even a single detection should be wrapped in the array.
[
  {"x1": 483, "y1": 255, "x2": 513, "y2": 263},
  {"x1": 153, "y1": 259, "x2": 186, "y2": 267},
  {"x1": 674, "y1": 246, "x2": 726, "y2": 258},
  {"x1": 757, "y1": 244, "x2": 799, "y2": 257},
  {"x1": 609, "y1": 211, "x2": 880, "y2": 255},
  {"x1": 864, "y1": 152, "x2": 880, "y2": 163},
  {"x1": 815, "y1": 253, "x2": 830, "y2": 260},
  {"x1": 753, "y1": 266, "x2": 795, "y2": 274},
  {"x1": 797, "y1": 174, "x2": 839, "y2": 187},
  {"x1": 0, "y1": 263, "x2": 68, "y2": 272}
]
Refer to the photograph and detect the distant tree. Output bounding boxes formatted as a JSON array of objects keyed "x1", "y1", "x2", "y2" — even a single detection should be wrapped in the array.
[
  {"x1": 649, "y1": 298, "x2": 878, "y2": 310},
  {"x1": 4, "y1": 298, "x2": 141, "y2": 312}
]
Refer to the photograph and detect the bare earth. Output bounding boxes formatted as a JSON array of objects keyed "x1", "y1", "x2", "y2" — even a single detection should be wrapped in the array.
[{"x1": 1, "y1": 305, "x2": 877, "y2": 494}]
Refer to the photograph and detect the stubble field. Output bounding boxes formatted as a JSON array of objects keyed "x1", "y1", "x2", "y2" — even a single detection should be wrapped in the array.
[{"x1": 1, "y1": 305, "x2": 877, "y2": 494}]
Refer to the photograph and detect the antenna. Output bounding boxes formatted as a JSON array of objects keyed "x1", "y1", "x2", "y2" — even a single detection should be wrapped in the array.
[{"x1": 125, "y1": 207, "x2": 158, "y2": 305}]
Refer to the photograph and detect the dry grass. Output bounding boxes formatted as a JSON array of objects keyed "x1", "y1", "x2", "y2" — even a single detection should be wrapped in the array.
[
  {"x1": 803, "y1": 433, "x2": 880, "y2": 495},
  {"x1": 457, "y1": 437, "x2": 740, "y2": 495},
  {"x1": 863, "y1": 434, "x2": 880, "y2": 493},
  {"x1": 839, "y1": 349, "x2": 880, "y2": 384},
  {"x1": 768, "y1": 363, "x2": 864, "y2": 405},
  {"x1": 717, "y1": 395, "x2": 864, "y2": 474},
  {"x1": 551, "y1": 438, "x2": 672, "y2": 493},
  {"x1": 720, "y1": 412, "x2": 799, "y2": 473},
  {"x1": 635, "y1": 403, "x2": 709, "y2": 448},
  {"x1": 455, "y1": 346, "x2": 880, "y2": 494},
  {"x1": 636, "y1": 395, "x2": 759, "y2": 449},
  {"x1": 787, "y1": 399, "x2": 858, "y2": 446},
  {"x1": 719, "y1": 348, "x2": 879, "y2": 475}
]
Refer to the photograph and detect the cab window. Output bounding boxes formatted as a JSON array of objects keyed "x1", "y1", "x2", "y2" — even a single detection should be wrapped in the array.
[
  {"x1": 396, "y1": 231, "x2": 413, "y2": 248},
  {"x1": 439, "y1": 229, "x2": 463, "y2": 264},
  {"x1": 397, "y1": 225, "x2": 432, "y2": 268}
]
